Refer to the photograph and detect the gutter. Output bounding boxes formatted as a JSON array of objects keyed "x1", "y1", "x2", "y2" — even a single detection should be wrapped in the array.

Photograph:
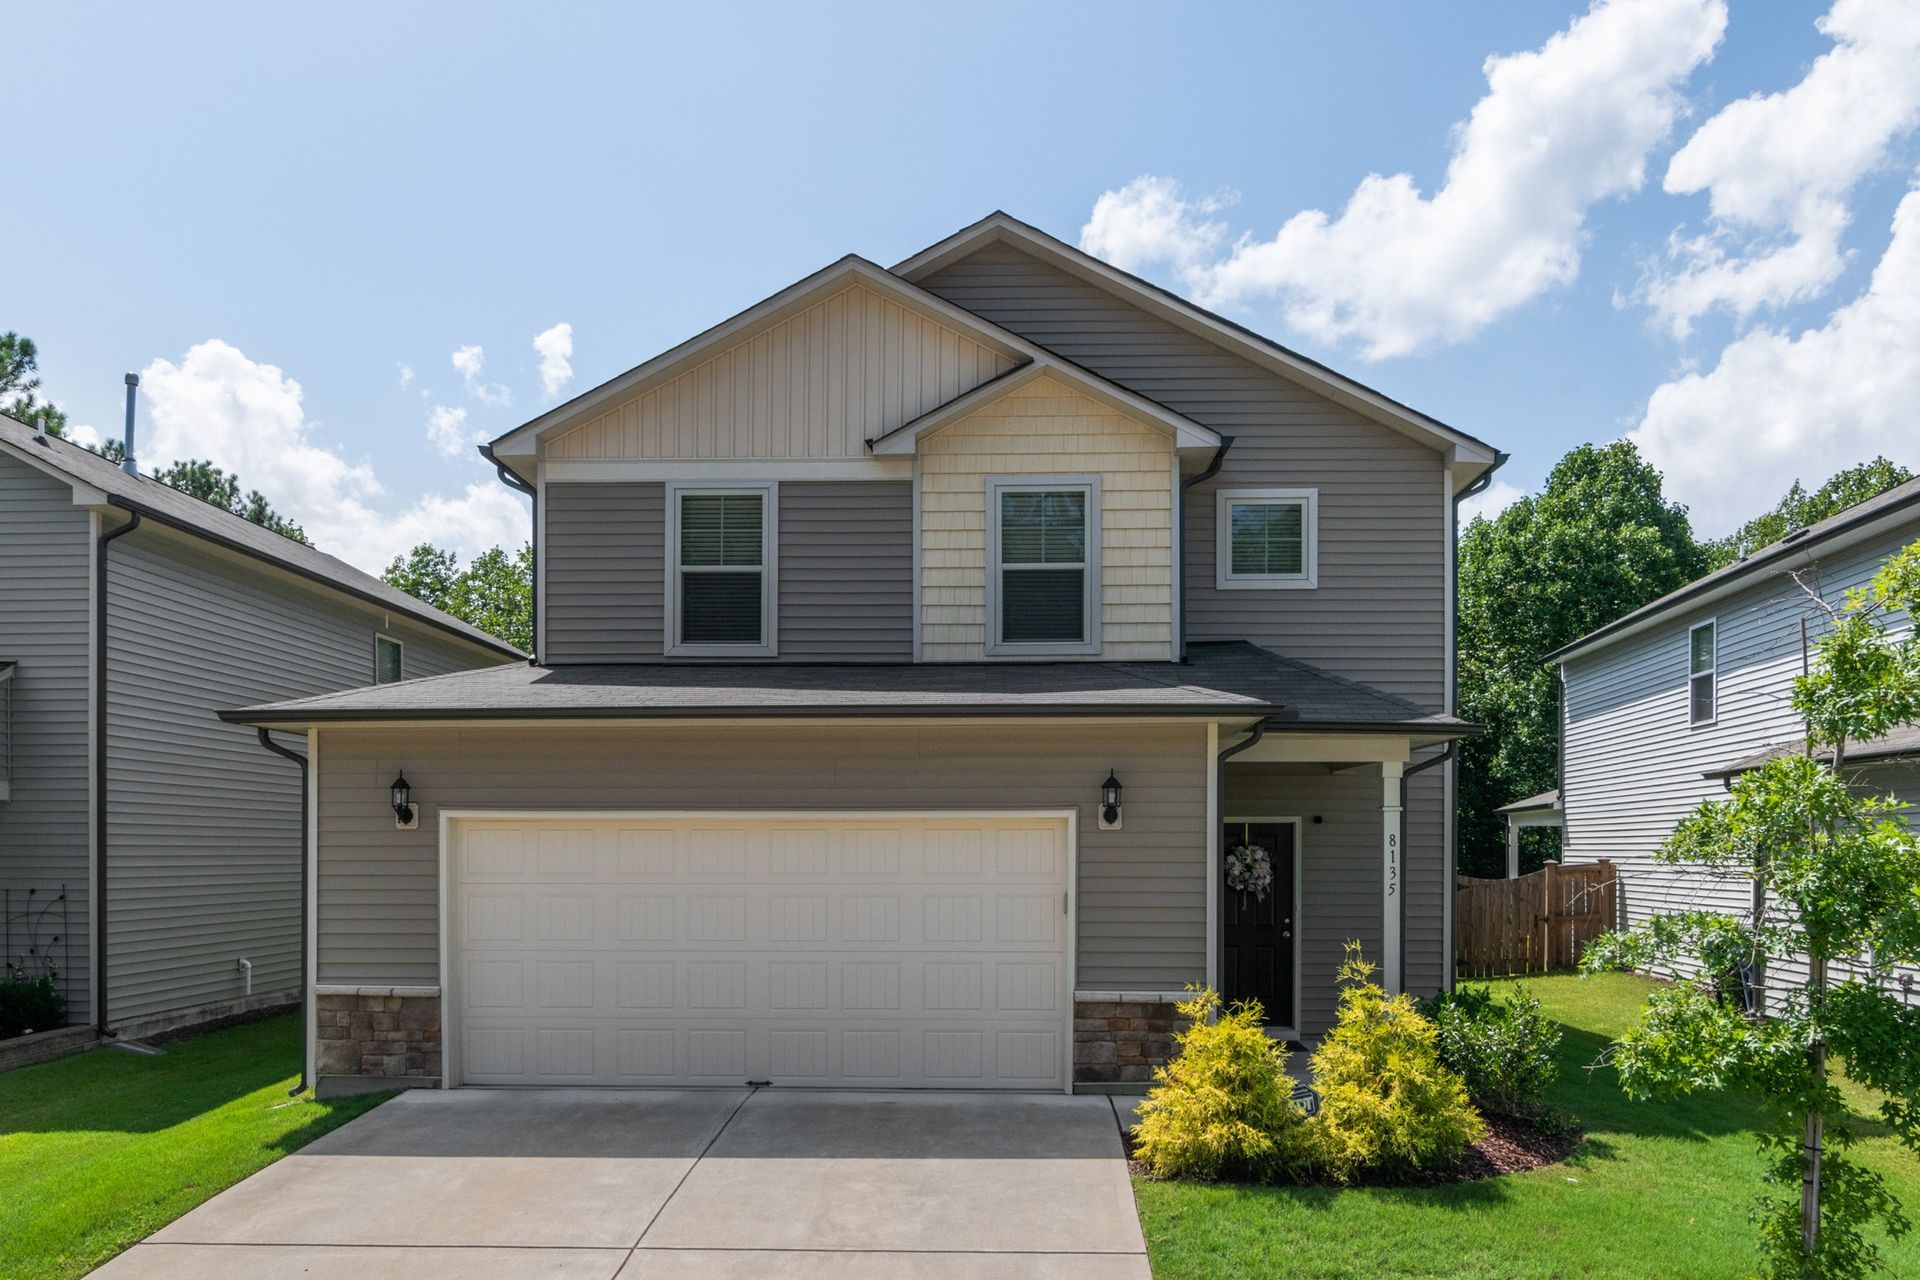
[
  {"x1": 219, "y1": 703, "x2": 1482, "y2": 729},
  {"x1": 478, "y1": 444, "x2": 539, "y2": 663},
  {"x1": 1177, "y1": 438, "x2": 1235, "y2": 662},
  {"x1": 254, "y1": 730, "x2": 310, "y2": 1095},
  {"x1": 94, "y1": 510, "x2": 141, "y2": 1035}
]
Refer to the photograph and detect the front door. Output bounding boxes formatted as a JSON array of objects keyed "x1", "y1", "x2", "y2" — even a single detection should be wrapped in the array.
[{"x1": 1221, "y1": 821, "x2": 1296, "y2": 1028}]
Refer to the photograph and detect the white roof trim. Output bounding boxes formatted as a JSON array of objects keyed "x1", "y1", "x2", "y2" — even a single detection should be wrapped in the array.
[
  {"x1": 867, "y1": 359, "x2": 1221, "y2": 456},
  {"x1": 487, "y1": 255, "x2": 1044, "y2": 460},
  {"x1": 892, "y1": 213, "x2": 1500, "y2": 477}
]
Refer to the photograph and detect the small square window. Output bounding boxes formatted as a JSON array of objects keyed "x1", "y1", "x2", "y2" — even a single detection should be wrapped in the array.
[
  {"x1": 1216, "y1": 489, "x2": 1318, "y2": 589},
  {"x1": 1688, "y1": 620, "x2": 1716, "y2": 725},
  {"x1": 668, "y1": 485, "x2": 776, "y2": 656},
  {"x1": 987, "y1": 478, "x2": 1100, "y2": 655},
  {"x1": 374, "y1": 635, "x2": 404, "y2": 685}
]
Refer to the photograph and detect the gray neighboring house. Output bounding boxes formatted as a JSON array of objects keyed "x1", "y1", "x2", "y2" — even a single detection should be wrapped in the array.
[
  {"x1": 1552, "y1": 477, "x2": 1920, "y2": 1007},
  {"x1": 0, "y1": 412, "x2": 521, "y2": 1042},
  {"x1": 228, "y1": 212, "x2": 1504, "y2": 1097}
]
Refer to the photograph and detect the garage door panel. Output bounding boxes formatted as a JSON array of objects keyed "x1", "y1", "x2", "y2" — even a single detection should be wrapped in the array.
[{"x1": 452, "y1": 816, "x2": 1069, "y2": 1089}]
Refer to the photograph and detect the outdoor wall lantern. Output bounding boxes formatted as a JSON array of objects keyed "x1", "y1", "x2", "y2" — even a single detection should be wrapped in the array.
[
  {"x1": 391, "y1": 772, "x2": 418, "y2": 830},
  {"x1": 1099, "y1": 769, "x2": 1123, "y2": 830}
]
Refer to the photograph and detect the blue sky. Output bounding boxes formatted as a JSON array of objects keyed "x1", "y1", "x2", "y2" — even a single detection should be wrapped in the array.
[{"x1": 9, "y1": 1, "x2": 1917, "y2": 570}]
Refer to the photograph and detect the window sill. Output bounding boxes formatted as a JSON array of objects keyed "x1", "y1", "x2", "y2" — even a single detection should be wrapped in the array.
[
  {"x1": 1216, "y1": 575, "x2": 1318, "y2": 591},
  {"x1": 985, "y1": 641, "x2": 1102, "y2": 658},
  {"x1": 665, "y1": 643, "x2": 779, "y2": 659}
]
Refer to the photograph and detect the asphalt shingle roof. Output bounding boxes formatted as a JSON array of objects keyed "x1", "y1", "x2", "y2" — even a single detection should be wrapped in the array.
[
  {"x1": 223, "y1": 641, "x2": 1476, "y2": 730},
  {"x1": 1704, "y1": 724, "x2": 1920, "y2": 779}
]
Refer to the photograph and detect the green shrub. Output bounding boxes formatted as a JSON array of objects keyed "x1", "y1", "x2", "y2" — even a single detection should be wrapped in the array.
[
  {"x1": 1307, "y1": 942, "x2": 1485, "y2": 1182},
  {"x1": 1422, "y1": 983, "x2": 1562, "y2": 1116},
  {"x1": 1132, "y1": 987, "x2": 1310, "y2": 1181},
  {"x1": 0, "y1": 967, "x2": 64, "y2": 1038}
]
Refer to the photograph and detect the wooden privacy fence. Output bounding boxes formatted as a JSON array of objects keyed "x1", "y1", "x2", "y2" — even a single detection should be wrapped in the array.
[{"x1": 1456, "y1": 860, "x2": 1617, "y2": 978}]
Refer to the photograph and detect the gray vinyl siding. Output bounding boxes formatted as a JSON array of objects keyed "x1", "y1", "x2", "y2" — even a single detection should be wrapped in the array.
[
  {"x1": 314, "y1": 722, "x2": 1210, "y2": 993},
  {"x1": 1561, "y1": 525, "x2": 1918, "y2": 1006},
  {"x1": 0, "y1": 453, "x2": 93, "y2": 1022},
  {"x1": 543, "y1": 480, "x2": 913, "y2": 663},
  {"x1": 100, "y1": 524, "x2": 496, "y2": 1025}
]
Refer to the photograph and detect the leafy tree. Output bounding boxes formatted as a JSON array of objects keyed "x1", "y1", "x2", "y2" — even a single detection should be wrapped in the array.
[
  {"x1": 1582, "y1": 539, "x2": 1920, "y2": 1279},
  {"x1": 1456, "y1": 443, "x2": 1706, "y2": 876},
  {"x1": 1706, "y1": 460, "x2": 1915, "y2": 570},
  {"x1": 382, "y1": 542, "x2": 531, "y2": 651},
  {"x1": 150, "y1": 459, "x2": 310, "y2": 545},
  {"x1": 0, "y1": 331, "x2": 70, "y2": 437}
]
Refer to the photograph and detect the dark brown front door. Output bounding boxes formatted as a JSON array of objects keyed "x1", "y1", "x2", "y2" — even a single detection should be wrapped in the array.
[{"x1": 1221, "y1": 822, "x2": 1296, "y2": 1028}]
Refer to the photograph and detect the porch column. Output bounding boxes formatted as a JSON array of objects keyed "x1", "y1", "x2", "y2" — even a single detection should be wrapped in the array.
[
  {"x1": 1381, "y1": 760, "x2": 1403, "y2": 995},
  {"x1": 1507, "y1": 818, "x2": 1521, "y2": 879}
]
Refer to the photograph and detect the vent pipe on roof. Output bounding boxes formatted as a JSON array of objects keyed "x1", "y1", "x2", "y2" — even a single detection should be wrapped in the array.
[{"x1": 120, "y1": 373, "x2": 139, "y2": 477}]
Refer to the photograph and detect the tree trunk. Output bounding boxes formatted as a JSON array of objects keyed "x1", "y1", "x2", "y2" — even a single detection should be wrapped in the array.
[{"x1": 1803, "y1": 956, "x2": 1827, "y2": 1260}]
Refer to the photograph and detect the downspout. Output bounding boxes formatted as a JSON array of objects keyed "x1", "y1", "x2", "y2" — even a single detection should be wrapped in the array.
[
  {"x1": 256, "y1": 729, "x2": 309, "y2": 1095},
  {"x1": 1177, "y1": 438, "x2": 1234, "y2": 662},
  {"x1": 94, "y1": 507, "x2": 141, "y2": 1035},
  {"x1": 1214, "y1": 715, "x2": 1276, "y2": 985},
  {"x1": 1402, "y1": 741, "x2": 1457, "y2": 995},
  {"x1": 478, "y1": 444, "x2": 538, "y2": 662}
]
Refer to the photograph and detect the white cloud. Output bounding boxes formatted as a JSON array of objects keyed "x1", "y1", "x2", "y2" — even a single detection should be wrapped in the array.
[
  {"x1": 397, "y1": 362, "x2": 414, "y2": 390},
  {"x1": 1629, "y1": 186, "x2": 1920, "y2": 534},
  {"x1": 1460, "y1": 479, "x2": 1527, "y2": 526},
  {"x1": 1079, "y1": 0, "x2": 1726, "y2": 359},
  {"x1": 533, "y1": 322, "x2": 574, "y2": 398},
  {"x1": 451, "y1": 344, "x2": 511, "y2": 406},
  {"x1": 139, "y1": 339, "x2": 528, "y2": 571},
  {"x1": 426, "y1": 403, "x2": 473, "y2": 457},
  {"x1": 1644, "y1": 0, "x2": 1920, "y2": 335},
  {"x1": 65, "y1": 421, "x2": 102, "y2": 448}
]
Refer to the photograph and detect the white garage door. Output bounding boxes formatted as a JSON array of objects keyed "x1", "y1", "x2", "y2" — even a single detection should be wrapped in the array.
[{"x1": 448, "y1": 814, "x2": 1070, "y2": 1090}]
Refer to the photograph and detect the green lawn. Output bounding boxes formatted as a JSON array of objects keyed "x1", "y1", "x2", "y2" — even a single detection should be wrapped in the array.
[
  {"x1": 0, "y1": 1015, "x2": 390, "y2": 1280},
  {"x1": 1134, "y1": 973, "x2": 1920, "y2": 1280}
]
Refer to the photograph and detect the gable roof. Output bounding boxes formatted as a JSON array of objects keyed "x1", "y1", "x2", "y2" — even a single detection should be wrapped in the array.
[
  {"x1": 1549, "y1": 475, "x2": 1920, "y2": 665},
  {"x1": 866, "y1": 360, "x2": 1220, "y2": 456},
  {"x1": 892, "y1": 211, "x2": 1502, "y2": 485},
  {"x1": 0, "y1": 414, "x2": 523, "y2": 659}
]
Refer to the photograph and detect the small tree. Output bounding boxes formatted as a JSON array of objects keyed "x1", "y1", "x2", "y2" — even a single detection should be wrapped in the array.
[{"x1": 1583, "y1": 538, "x2": 1920, "y2": 1279}]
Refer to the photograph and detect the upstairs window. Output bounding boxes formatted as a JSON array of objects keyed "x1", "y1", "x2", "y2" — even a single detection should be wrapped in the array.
[
  {"x1": 1689, "y1": 620, "x2": 1716, "y2": 725},
  {"x1": 669, "y1": 485, "x2": 776, "y2": 656},
  {"x1": 1216, "y1": 488, "x2": 1318, "y2": 589},
  {"x1": 374, "y1": 635, "x2": 405, "y2": 684},
  {"x1": 988, "y1": 478, "x2": 1099, "y2": 655}
]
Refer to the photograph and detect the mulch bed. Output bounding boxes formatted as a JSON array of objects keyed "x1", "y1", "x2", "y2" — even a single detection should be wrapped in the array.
[{"x1": 1126, "y1": 1111, "x2": 1580, "y2": 1187}]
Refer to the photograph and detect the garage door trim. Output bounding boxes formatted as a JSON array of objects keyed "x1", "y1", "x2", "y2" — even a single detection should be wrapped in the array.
[{"x1": 436, "y1": 808, "x2": 1080, "y2": 1093}]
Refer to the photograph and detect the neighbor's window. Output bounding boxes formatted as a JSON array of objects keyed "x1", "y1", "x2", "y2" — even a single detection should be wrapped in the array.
[
  {"x1": 1216, "y1": 488, "x2": 1317, "y2": 589},
  {"x1": 670, "y1": 485, "x2": 775, "y2": 655},
  {"x1": 374, "y1": 635, "x2": 404, "y2": 685},
  {"x1": 989, "y1": 478, "x2": 1098, "y2": 654},
  {"x1": 1689, "y1": 620, "x2": 1716, "y2": 725}
]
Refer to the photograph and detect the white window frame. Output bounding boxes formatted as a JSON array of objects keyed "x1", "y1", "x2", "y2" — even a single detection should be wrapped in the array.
[
  {"x1": 986, "y1": 475, "x2": 1101, "y2": 658},
  {"x1": 1215, "y1": 487, "x2": 1319, "y2": 590},
  {"x1": 1688, "y1": 618, "x2": 1717, "y2": 727},
  {"x1": 665, "y1": 481, "x2": 778, "y2": 658},
  {"x1": 373, "y1": 634, "x2": 405, "y2": 684}
]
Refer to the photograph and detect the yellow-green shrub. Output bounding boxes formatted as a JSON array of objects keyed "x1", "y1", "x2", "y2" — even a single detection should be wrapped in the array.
[
  {"x1": 1131, "y1": 987, "x2": 1308, "y2": 1181},
  {"x1": 1307, "y1": 942, "x2": 1485, "y2": 1182}
]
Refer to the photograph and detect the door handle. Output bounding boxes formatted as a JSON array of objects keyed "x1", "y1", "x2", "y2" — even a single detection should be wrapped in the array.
[{"x1": 1281, "y1": 930, "x2": 1292, "y2": 939}]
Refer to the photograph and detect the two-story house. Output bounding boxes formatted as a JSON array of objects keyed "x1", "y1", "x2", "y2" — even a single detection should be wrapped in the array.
[
  {"x1": 228, "y1": 213, "x2": 1502, "y2": 1097},
  {"x1": 0, "y1": 410, "x2": 518, "y2": 1052},
  {"x1": 1551, "y1": 476, "x2": 1920, "y2": 1009}
]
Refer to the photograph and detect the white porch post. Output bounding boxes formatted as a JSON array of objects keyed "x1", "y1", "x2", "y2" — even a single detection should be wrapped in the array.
[
  {"x1": 1507, "y1": 818, "x2": 1521, "y2": 879},
  {"x1": 1381, "y1": 760, "x2": 1404, "y2": 995}
]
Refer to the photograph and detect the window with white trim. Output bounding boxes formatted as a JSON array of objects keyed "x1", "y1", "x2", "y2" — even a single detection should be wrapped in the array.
[
  {"x1": 987, "y1": 477, "x2": 1100, "y2": 655},
  {"x1": 668, "y1": 484, "x2": 776, "y2": 656},
  {"x1": 1688, "y1": 620, "x2": 1716, "y2": 725},
  {"x1": 374, "y1": 635, "x2": 404, "y2": 684},
  {"x1": 1216, "y1": 488, "x2": 1318, "y2": 589}
]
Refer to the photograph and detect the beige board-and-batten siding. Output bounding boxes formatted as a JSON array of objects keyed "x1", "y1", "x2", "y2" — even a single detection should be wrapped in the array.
[
  {"x1": 917, "y1": 373, "x2": 1175, "y2": 662},
  {"x1": 544, "y1": 282, "x2": 1018, "y2": 462},
  {"x1": 313, "y1": 721, "x2": 1209, "y2": 995}
]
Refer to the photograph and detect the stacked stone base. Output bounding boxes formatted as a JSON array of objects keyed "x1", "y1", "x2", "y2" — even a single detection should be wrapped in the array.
[
  {"x1": 315, "y1": 989, "x2": 441, "y2": 1095},
  {"x1": 1073, "y1": 996, "x2": 1183, "y2": 1086}
]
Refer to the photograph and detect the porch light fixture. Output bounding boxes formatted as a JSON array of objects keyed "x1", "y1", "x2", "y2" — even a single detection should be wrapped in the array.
[
  {"x1": 1099, "y1": 769, "x2": 1124, "y2": 829},
  {"x1": 391, "y1": 772, "x2": 417, "y2": 829}
]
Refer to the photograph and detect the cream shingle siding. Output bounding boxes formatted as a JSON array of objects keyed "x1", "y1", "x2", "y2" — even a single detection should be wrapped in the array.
[
  {"x1": 547, "y1": 283, "x2": 1016, "y2": 462},
  {"x1": 918, "y1": 373, "x2": 1174, "y2": 661}
]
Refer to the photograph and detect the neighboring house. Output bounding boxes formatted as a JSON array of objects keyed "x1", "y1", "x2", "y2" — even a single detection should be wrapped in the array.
[
  {"x1": 1552, "y1": 477, "x2": 1920, "y2": 1007},
  {"x1": 228, "y1": 212, "x2": 1503, "y2": 1097},
  {"x1": 0, "y1": 412, "x2": 520, "y2": 1042}
]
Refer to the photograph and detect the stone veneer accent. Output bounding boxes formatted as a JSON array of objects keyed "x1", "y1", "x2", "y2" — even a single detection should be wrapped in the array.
[
  {"x1": 1073, "y1": 996, "x2": 1183, "y2": 1084},
  {"x1": 315, "y1": 990, "x2": 441, "y2": 1082}
]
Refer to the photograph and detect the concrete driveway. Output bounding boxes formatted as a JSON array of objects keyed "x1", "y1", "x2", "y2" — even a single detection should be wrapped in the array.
[{"x1": 93, "y1": 1088, "x2": 1149, "y2": 1278}]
